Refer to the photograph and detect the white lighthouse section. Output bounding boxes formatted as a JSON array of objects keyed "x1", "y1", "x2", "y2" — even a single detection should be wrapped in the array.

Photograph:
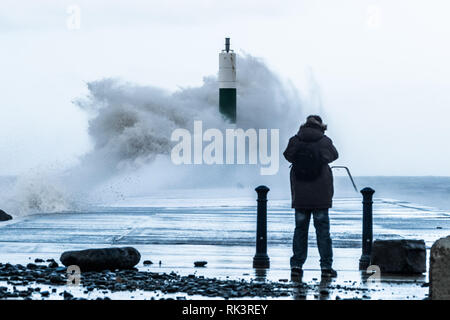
[{"x1": 219, "y1": 51, "x2": 236, "y2": 89}]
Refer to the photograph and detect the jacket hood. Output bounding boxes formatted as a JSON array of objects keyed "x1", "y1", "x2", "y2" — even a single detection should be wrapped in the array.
[{"x1": 296, "y1": 125, "x2": 324, "y2": 142}]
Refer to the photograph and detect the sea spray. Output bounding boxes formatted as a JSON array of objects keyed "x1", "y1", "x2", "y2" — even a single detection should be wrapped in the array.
[{"x1": 8, "y1": 169, "x2": 71, "y2": 215}]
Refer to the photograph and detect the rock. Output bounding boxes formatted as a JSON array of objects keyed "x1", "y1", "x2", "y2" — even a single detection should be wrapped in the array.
[
  {"x1": 194, "y1": 261, "x2": 208, "y2": 267},
  {"x1": 0, "y1": 210, "x2": 12, "y2": 221},
  {"x1": 143, "y1": 260, "x2": 153, "y2": 265},
  {"x1": 60, "y1": 247, "x2": 141, "y2": 272},
  {"x1": 430, "y1": 236, "x2": 450, "y2": 300},
  {"x1": 34, "y1": 258, "x2": 44, "y2": 263},
  {"x1": 371, "y1": 239, "x2": 426, "y2": 274},
  {"x1": 48, "y1": 261, "x2": 59, "y2": 268}
]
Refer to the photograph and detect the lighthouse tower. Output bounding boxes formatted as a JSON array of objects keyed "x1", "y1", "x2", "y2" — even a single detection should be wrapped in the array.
[{"x1": 219, "y1": 38, "x2": 236, "y2": 123}]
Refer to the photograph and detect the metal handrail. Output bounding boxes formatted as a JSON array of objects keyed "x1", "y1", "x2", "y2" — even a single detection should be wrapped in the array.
[{"x1": 331, "y1": 166, "x2": 358, "y2": 193}]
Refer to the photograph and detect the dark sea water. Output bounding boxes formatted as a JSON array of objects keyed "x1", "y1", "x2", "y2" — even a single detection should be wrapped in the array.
[
  {"x1": 0, "y1": 175, "x2": 449, "y2": 213},
  {"x1": 335, "y1": 176, "x2": 450, "y2": 212}
]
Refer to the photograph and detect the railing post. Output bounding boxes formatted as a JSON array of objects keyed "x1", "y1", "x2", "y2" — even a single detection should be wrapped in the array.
[
  {"x1": 253, "y1": 185, "x2": 270, "y2": 268},
  {"x1": 359, "y1": 187, "x2": 375, "y2": 270}
]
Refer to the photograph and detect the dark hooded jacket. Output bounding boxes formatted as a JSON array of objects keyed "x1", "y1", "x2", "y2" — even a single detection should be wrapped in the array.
[{"x1": 283, "y1": 124, "x2": 339, "y2": 209}]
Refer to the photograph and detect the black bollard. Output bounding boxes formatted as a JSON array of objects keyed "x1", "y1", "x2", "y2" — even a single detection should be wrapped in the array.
[
  {"x1": 359, "y1": 187, "x2": 375, "y2": 270},
  {"x1": 253, "y1": 185, "x2": 270, "y2": 268}
]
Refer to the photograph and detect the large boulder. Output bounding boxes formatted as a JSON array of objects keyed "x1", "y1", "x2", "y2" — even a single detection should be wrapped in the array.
[
  {"x1": 371, "y1": 239, "x2": 426, "y2": 274},
  {"x1": 430, "y1": 236, "x2": 450, "y2": 300},
  {"x1": 60, "y1": 247, "x2": 141, "y2": 271},
  {"x1": 0, "y1": 210, "x2": 12, "y2": 221}
]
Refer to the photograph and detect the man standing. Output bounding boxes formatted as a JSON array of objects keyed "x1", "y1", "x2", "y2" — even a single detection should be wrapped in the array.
[{"x1": 283, "y1": 115, "x2": 339, "y2": 278}]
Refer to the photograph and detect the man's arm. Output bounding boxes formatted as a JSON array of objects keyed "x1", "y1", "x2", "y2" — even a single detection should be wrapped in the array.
[
  {"x1": 320, "y1": 136, "x2": 339, "y2": 164},
  {"x1": 283, "y1": 136, "x2": 298, "y2": 163}
]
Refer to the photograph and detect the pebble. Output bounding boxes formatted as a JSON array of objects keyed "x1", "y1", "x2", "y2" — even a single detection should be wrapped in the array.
[
  {"x1": 0, "y1": 259, "x2": 387, "y2": 300},
  {"x1": 194, "y1": 261, "x2": 208, "y2": 267},
  {"x1": 320, "y1": 289, "x2": 329, "y2": 295},
  {"x1": 50, "y1": 275, "x2": 65, "y2": 284}
]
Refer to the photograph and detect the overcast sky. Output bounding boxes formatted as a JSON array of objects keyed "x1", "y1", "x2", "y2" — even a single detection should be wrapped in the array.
[{"x1": 1, "y1": 0, "x2": 449, "y2": 176}]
